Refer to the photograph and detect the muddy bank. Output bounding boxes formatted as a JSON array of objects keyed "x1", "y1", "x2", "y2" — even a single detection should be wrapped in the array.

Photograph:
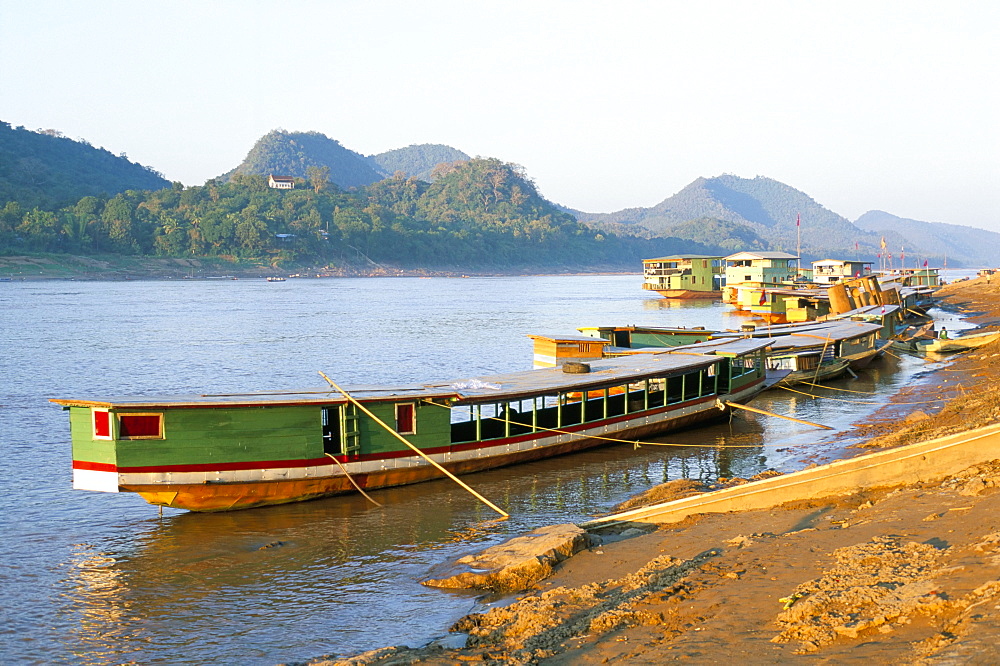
[{"x1": 297, "y1": 275, "x2": 1000, "y2": 665}]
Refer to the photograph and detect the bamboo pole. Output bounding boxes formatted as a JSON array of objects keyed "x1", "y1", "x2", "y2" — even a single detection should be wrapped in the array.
[
  {"x1": 723, "y1": 400, "x2": 834, "y2": 429},
  {"x1": 318, "y1": 371, "x2": 509, "y2": 518}
]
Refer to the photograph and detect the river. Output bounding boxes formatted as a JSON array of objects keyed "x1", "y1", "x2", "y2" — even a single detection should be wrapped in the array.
[{"x1": 0, "y1": 272, "x2": 975, "y2": 664}]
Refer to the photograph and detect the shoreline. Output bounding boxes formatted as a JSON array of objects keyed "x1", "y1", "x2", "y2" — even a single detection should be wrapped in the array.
[
  {"x1": 302, "y1": 275, "x2": 1000, "y2": 665},
  {"x1": 0, "y1": 253, "x2": 638, "y2": 281}
]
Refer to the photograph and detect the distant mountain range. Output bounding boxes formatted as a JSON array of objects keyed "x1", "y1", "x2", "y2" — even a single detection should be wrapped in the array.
[
  {"x1": 1, "y1": 122, "x2": 995, "y2": 267},
  {"x1": 855, "y1": 210, "x2": 1000, "y2": 268},
  {"x1": 571, "y1": 175, "x2": 993, "y2": 267}
]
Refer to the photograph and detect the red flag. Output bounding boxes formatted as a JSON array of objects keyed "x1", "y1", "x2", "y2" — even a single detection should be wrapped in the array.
[
  {"x1": 759, "y1": 289, "x2": 767, "y2": 306},
  {"x1": 796, "y1": 213, "x2": 800, "y2": 227},
  {"x1": 923, "y1": 260, "x2": 928, "y2": 267},
  {"x1": 855, "y1": 241, "x2": 859, "y2": 251}
]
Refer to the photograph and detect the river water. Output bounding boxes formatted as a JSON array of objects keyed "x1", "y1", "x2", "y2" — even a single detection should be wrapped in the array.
[{"x1": 0, "y1": 273, "x2": 975, "y2": 664}]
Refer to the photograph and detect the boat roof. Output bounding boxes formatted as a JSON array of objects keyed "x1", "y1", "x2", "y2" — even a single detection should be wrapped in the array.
[
  {"x1": 812, "y1": 259, "x2": 873, "y2": 267},
  {"x1": 716, "y1": 321, "x2": 882, "y2": 350},
  {"x1": 526, "y1": 333, "x2": 610, "y2": 344},
  {"x1": 723, "y1": 251, "x2": 799, "y2": 261},
  {"x1": 643, "y1": 254, "x2": 723, "y2": 262},
  {"x1": 50, "y1": 338, "x2": 774, "y2": 410},
  {"x1": 827, "y1": 304, "x2": 900, "y2": 318}
]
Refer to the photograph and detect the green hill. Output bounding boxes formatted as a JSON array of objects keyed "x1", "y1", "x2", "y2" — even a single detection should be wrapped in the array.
[
  {"x1": 223, "y1": 130, "x2": 384, "y2": 189},
  {"x1": 575, "y1": 175, "x2": 883, "y2": 260},
  {"x1": 0, "y1": 121, "x2": 170, "y2": 210},
  {"x1": 369, "y1": 144, "x2": 470, "y2": 181}
]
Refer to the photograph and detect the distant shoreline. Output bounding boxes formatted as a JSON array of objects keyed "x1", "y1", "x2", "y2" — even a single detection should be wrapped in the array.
[{"x1": 0, "y1": 254, "x2": 639, "y2": 282}]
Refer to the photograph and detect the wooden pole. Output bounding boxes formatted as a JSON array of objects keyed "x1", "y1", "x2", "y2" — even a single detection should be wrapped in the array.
[
  {"x1": 324, "y1": 452, "x2": 382, "y2": 507},
  {"x1": 318, "y1": 372, "x2": 509, "y2": 518},
  {"x1": 723, "y1": 400, "x2": 834, "y2": 429}
]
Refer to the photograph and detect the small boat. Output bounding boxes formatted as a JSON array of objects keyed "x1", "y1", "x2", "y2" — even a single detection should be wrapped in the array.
[
  {"x1": 916, "y1": 330, "x2": 1000, "y2": 354},
  {"x1": 52, "y1": 338, "x2": 777, "y2": 512},
  {"x1": 266, "y1": 276, "x2": 287, "y2": 282}
]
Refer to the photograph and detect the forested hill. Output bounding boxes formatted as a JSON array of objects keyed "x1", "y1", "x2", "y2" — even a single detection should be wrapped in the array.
[
  {"x1": 223, "y1": 130, "x2": 384, "y2": 188},
  {"x1": 369, "y1": 144, "x2": 470, "y2": 181},
  {"x1": 575, "y1": 175, "x2": 886, "y2": 259},
  {"x1": 0, "y1": 157, "x2": 710, "y2": 269},
  {"x1": 855, "y1": 210, "x2": 1000, "y2": 267},
  {"x1": 0, "y1": 121, "x2": 170, "y2": 210}
]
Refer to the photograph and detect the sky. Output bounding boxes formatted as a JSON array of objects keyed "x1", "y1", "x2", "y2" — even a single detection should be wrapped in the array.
[{"x1": 2, "y1": 1, "x2": 998, "y2": 231}]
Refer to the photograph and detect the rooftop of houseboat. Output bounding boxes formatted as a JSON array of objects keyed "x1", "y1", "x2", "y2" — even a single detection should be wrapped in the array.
[{"x1": 51, "y1": 338, "x2": 776, "y2": 410}]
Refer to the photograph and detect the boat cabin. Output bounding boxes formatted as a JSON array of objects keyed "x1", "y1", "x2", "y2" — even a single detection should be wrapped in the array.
[
  {"x1": 641, "y1": 255, "x2": 725, "y2": 298},
  {"x1": 811, "y1": 259, "x2": 874, "y2": 284}
]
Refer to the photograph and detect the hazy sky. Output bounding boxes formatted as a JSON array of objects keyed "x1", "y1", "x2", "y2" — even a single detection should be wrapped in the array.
[{"x1": 2, "y1": 1, "x2": 998, "y2": 230}]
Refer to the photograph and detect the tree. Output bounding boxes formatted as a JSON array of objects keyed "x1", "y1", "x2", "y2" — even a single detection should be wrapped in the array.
[{"x1": 307, "y1": 165, "x2": 331, "y2": 193}]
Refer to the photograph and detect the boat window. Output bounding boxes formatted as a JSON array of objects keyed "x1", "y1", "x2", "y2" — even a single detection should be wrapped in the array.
[
  {"x1": 93, "y1": 409, "x2": 112, "y2": 439},
  {"x1": 118, "y1": 413, "x2": 163, "y2": 439},
  {"x1": 395, "y1": 403, "x2": 416, "y2": 435}
]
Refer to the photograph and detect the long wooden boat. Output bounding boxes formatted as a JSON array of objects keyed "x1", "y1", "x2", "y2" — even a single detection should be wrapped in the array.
[
  {"x1": 52, "y1": 338, "x2": 776, "y2": 512},
  {"x1": 576, "y1": 320, "x2": 884, "y2": 377}
]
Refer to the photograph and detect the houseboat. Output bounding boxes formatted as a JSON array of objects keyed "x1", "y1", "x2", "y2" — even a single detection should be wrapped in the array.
[
  {"x1": 641, "y1": 255, "x2": 725, "y2": 299},
  {"x1": 52, "y1": 338, "x2": 776, "y2": 512},
  {"x1": 723, "y1": 251, "x2": 799, "y2": 305}
]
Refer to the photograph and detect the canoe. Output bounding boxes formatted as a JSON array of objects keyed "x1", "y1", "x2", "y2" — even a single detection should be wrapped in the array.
[{"x1": 917, "y1": 330, "x2": 1000, "y2": 354}]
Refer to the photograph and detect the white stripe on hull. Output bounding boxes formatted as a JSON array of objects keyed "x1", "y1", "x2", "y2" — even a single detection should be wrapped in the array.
[{"x1": 74, "y1": 468, "x2": 120, "y2": 492}]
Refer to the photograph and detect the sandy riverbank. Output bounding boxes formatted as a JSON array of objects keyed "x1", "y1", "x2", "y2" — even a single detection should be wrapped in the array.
[{"x1": 305, "y1": 275, "x2": 1000, "y2": 665}]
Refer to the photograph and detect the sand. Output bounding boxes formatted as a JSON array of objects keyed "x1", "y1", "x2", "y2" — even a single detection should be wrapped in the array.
[{"x1": 305, "y1": 274, "x2": 1000, "y2": 665}]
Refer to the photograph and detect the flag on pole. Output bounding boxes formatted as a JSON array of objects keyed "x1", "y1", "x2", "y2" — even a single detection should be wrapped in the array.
[
  {"x1": 880, "y1": 236, "x2": 887, "y2": 249},
  {"x1": 855, "y1": 241, "x2": 859, "y2": 251},
  {"x1": 759, "y1": 289, "x2": 767, "y2": 306},
  {"x1": 796, "y1": 213, "x2": 800, "y2": 227},
  {"x1": 923, "y1": 260, "x2": 928, "y2": 267}
]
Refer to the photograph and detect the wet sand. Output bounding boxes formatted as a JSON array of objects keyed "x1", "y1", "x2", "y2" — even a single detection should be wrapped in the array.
[{"x1": 306, "y1": 274, "x2": 1000, "y2": 665}]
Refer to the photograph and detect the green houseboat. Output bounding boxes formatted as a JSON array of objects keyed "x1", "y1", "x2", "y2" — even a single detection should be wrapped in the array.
[{"x1": 52, "y1": 338, "x2": 775, "y2": 512}]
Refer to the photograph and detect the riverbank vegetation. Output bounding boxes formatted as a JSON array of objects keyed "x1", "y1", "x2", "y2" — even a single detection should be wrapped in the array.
[{"x1": 0, "y1": 156, "x2": 708, "y2": 271}]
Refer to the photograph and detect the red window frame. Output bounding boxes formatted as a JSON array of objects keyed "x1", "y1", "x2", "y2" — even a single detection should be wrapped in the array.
[
  {"x1": 395, "y1": 403, "x2": 416, "y2": 435},
  {"x1": 93, "y1": 409, "x2": 112, "y2": 439},
  {"x1": 118, "y1": 413, "x2": 164, "y2": 439}
]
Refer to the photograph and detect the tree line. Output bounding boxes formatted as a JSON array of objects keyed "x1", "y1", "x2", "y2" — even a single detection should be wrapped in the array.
[{"x1": 0, "y1": 158, "x2": 707, "y2": 269}]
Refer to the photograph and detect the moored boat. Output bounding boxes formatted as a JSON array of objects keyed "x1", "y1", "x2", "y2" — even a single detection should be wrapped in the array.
[
  {"x1": 52, "y1": 338, "x2": 776, "y2": 512},
  {"x1": 641, "y1": 255, "x2": 725, "y2": 299},
  {"x1": 570, "y1": 320, "x2": 884, "y2": 380},
  {"x1": 916, "y1": 330, "x2": 1000, "y2": 354}
]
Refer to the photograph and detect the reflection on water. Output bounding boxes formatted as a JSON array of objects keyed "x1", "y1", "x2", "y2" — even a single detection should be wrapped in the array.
[{"x1": 0, "y1": 275, "x2": 961, "y2": 664}]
